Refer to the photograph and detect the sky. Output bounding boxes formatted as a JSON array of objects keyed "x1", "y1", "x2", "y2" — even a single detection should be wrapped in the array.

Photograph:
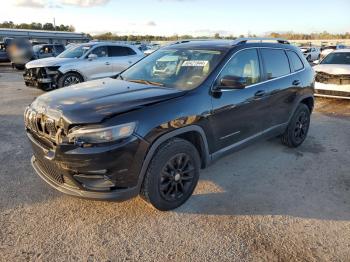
[{"x1": 3, "y1": 0, "x2": 350, "y2": 36}]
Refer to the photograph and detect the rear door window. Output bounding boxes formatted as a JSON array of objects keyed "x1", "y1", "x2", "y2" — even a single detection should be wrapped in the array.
[
  {"x1": 260, "y1": 49, "x2": 291, "y2": 79},
  {"x1": 108, "y1": 46, "x2": 136, "y2": 57},
  {"x1": 286, "y1": 51, "x2": 304, "y2": 72}
]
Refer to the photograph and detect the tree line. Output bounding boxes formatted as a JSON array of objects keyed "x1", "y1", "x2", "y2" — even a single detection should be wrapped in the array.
[
  {"x1": 1, "y1": 21, "x2": 349, "y2": 40},
  {"x1": 269, "y1": 31, "x2": 350, "y2": 40},
  {"x1": 0, "y1": 21, "x2": 75, "y2": 32},
  {"x1": 92, "y1": 31, "x2": 350, "y2": 42}
]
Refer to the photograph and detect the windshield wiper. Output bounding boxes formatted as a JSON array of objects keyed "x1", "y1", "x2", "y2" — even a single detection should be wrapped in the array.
[{"x1": 127, "y1": 79, "x2": 164, "y2": 87}]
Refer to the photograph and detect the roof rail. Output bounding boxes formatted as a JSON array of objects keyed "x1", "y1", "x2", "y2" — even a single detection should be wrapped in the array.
[
  {"x1": 232, "y1": 37, "x2": 290, "y2": 45},
  {"x1": 170, "y1": 39, "x2": 218, "y2": 45}
]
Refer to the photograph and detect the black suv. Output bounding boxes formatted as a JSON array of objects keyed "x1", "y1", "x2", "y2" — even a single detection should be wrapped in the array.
[{"x1": 25, "y1": 38, "x2": 314, "y2": 210}]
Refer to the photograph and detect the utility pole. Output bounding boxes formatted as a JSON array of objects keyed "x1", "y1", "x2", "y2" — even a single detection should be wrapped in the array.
[{"x1": 53, "y1": 18, "x2": 56, "y2": 30}]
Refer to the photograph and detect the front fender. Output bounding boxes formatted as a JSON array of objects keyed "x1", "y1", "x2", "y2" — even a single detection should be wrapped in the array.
[
  {"x1": 134, "y1": 125, "x2": 211, "y2": 192},
  {"x1": 58, "y1": 65, "x2": 87, "y2": 81}
]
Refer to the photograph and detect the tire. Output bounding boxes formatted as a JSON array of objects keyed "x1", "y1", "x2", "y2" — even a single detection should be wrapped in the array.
[
  {"x1": 141, "y1": 138, "x2": 201, "y2": 211},
  {"x1": 57, "y1": 72, "x2": 83, "y2": 88},
  {"x1": 14, "y1": 64, "x2": 25, "y2": 70},
  {"x1": 306, "y1": 55, "x2": 311, "y2": 62},
  {"x1": 38, "y1": 83, "x2": 53, "y2": 92},
  {"x1": 281, "y1": 103, "x2": 310, "y2": 148}
]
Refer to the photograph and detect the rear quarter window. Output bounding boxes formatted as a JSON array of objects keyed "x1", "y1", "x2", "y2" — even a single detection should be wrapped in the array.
[
  {"x1": 261, "y1": 49, "x2": 291, "y2": 79},
  {"x1": 286, "y1": 51, "x2": 304, "y2": 72}
]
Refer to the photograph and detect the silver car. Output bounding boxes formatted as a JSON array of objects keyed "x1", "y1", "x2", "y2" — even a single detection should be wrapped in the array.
[{"x1": 23, "y1": 42, "x2": 145, "y2": 90}]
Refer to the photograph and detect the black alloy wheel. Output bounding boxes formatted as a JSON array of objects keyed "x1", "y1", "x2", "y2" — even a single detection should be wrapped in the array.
[
  {"x1": 141, "y1": 138, "x2": 200, "y2": 211},
  {"x1": 281, "y1": 103, "x2": 311, "y2": 147},
  {"x1": 293, "y1": 110, "x2": 309, "y2": 144},
  {"x1": 159, "y1": 153, "x2": 195, "y2": 202}
]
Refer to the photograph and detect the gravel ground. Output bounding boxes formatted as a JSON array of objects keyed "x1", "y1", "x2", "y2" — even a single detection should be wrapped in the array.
[{"x1": 0, "y1": 66, "x2": 350, "y2": 261}]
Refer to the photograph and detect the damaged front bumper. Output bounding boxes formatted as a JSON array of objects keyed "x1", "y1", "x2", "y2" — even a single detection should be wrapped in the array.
[
  {"x1": 27, "y1": 129, "x2": 149, "y2": 201},
  {"x1": 315, "y1": 72, "x2": 350, "y2": 99},
  {"x1": 315, "y1": 82, "x2": 350, "y2": 99},
  {"x1": 23, "y1": 67, "x2": 60, "y2": 89}
]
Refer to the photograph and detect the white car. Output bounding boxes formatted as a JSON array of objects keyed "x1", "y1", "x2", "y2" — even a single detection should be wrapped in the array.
[
  {"x1": 313, "y1": 49, "x2": 350, "y2": 99},
  {"x1": 300, "y1": 46, "x2": 320, "y2": 62},
  {"x1": 23, "y1": 42, "x2": 145, "y2": 90},
  {"x1": 320, "y1": 45, "x2": 347, "y2": 60}
]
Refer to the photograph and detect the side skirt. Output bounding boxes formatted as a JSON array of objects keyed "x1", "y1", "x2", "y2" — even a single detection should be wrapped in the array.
[{"x1": 210, "y1": 123, "x2": 288, "y2": 163}]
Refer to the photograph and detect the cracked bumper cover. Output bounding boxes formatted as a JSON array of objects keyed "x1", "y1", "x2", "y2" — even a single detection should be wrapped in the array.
[
  {"x1": 31, "y1": 155, "x2": 139, "y2": 200},
  {"x1": 28, "y1": 131, "x2": 149, "y2": 201}
]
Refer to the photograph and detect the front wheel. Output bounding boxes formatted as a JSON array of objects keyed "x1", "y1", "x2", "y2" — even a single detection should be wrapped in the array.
[
  {"x1": 281, "y1": 103, "x2": 310, "y2": 147},
  {"x1": 141, "y1": 138, "x2": 201, "y2": 211},
  {"x1": 57, "y1": 72, "x2": 83, "y2": 87}
]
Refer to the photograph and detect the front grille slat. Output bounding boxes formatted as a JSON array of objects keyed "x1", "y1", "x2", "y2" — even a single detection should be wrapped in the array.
[{"x1": 24, "y1": 108, "x2": 58, "y2": 141}]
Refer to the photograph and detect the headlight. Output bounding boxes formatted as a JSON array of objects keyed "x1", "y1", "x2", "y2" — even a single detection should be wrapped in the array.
[
  {"x1": 46, "y1": 66, "x2": 60, "y2": 75},
  {"x1": 67, "y1": 122, "x2": 136, "y2": 144}
]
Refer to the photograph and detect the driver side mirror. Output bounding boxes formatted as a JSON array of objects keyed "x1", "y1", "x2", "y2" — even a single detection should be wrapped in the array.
[
  {"x1": 217, "y1": 75, "x2": 247, "y2": 90},
  {"x1": 88, "y1": 53, "x2": 98, "y2": 61}
]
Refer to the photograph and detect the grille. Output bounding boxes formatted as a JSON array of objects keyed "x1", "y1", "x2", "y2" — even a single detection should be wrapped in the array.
[
  {"x1": 24, "y1": 107, "x2": 58, "y2": 139},
  {"x1": 35, "y1": 156, "x2": 64, "y2": 184},
  {"x1": 24, "y1": 68, "x2": 46, "y2": 78},
  {"x1": 316, "y1": 72, "x2": 350, "y2": 85}
]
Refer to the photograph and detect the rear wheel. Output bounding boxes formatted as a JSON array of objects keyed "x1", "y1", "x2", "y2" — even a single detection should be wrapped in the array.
[
  {"x1": 281, "y1": 103, "x2": 310, "y2": 147},
  {"x1": 141, "y1": 138, "x2": 200, "y2": 211},
  {"x1": 57, "y1": 72, "x2": 83, "y2": 87}
]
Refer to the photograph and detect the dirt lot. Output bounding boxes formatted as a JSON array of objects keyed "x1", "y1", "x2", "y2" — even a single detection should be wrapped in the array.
[{"x1": 0, "y1": 66, "x2": 349, "y2": 261}]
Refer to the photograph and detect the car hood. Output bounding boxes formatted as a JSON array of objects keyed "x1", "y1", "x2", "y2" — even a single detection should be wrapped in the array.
[
  {"x1": 30, "y1": 78, "x2": 186, "y2": 126},
  {"x1": 314, "y1": 64, "x2": 350, "y2": 75},
  {"x1": 25, "y1": 57, "x2": 76, "y2": 69}
]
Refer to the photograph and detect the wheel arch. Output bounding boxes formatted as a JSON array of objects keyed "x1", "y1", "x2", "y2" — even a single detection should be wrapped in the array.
[
  {"x1": 59, "y1": 69, "x2": 86, "y2": 81},
  {"x1": 288, "y1": 94, "x2": 314, "y2": 124},
  {"x1": 136, "y1": 125, "x2": 210, "y2": 191},
  {"x1": 300, "y1": 96, "x2": 314, "y2": 113}
]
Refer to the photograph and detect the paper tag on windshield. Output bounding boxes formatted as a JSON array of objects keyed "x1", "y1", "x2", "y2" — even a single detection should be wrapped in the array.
[{"x1": 182, "y1": 60, "x2": 208, "y2": 67}]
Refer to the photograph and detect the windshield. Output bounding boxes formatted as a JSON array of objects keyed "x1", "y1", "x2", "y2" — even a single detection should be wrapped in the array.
[
  {"x1": 57, "y1": 45, "x2": 92, "y2": 58},
  {"x1": 33, "y1": 45, "x2": 43, "y2": 52},
  {"x1": 321, "y1": 52, "x2": 350, "y2": 65},
  {"x1": 120, "y1": 48, "x2": 225, "y2": 90}
]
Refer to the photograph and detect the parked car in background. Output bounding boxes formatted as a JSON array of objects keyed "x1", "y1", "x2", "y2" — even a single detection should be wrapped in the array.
[
  {"x1": 32, "y1": 44, "x2": 65, "y2": 59},
  {"x1": 300, "y1": 46, "x2": 320, "y2": 62},
  {"x1": 23, "y1": 42, "x2": 145, "y2": 90},
  {"x1": 314, "y1": 49, "x2": 350, "y2": 99},
  {"x1": 65, "y1": 43, "x2": 78, "y2": 50},
  {"x1": 320, "y1": 45, "x2": 347, "y2": 60},
  {"x1": 7, "y1": 38, "x2": 33, "y2": 70},
  {"x1": 0, "y1": 42, "x2": 9, "y2": 62},
  {"x1": 24, "y1": 38, "x2": 314, "y2": 210}
]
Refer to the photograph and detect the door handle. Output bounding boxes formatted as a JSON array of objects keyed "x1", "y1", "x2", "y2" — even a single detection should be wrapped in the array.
[
  {"x1": 254, "y1": 90, "x2": 266, "y2": 97},
  {"x1": 105, "y1": 62, "x2": 110, "y2": 65},
  {"x1": 128, "y1": 61, "x2": 133, "y2": 64},
  {"x1": 293, "y1": 80, "x2": 301, "y2": 86}
]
